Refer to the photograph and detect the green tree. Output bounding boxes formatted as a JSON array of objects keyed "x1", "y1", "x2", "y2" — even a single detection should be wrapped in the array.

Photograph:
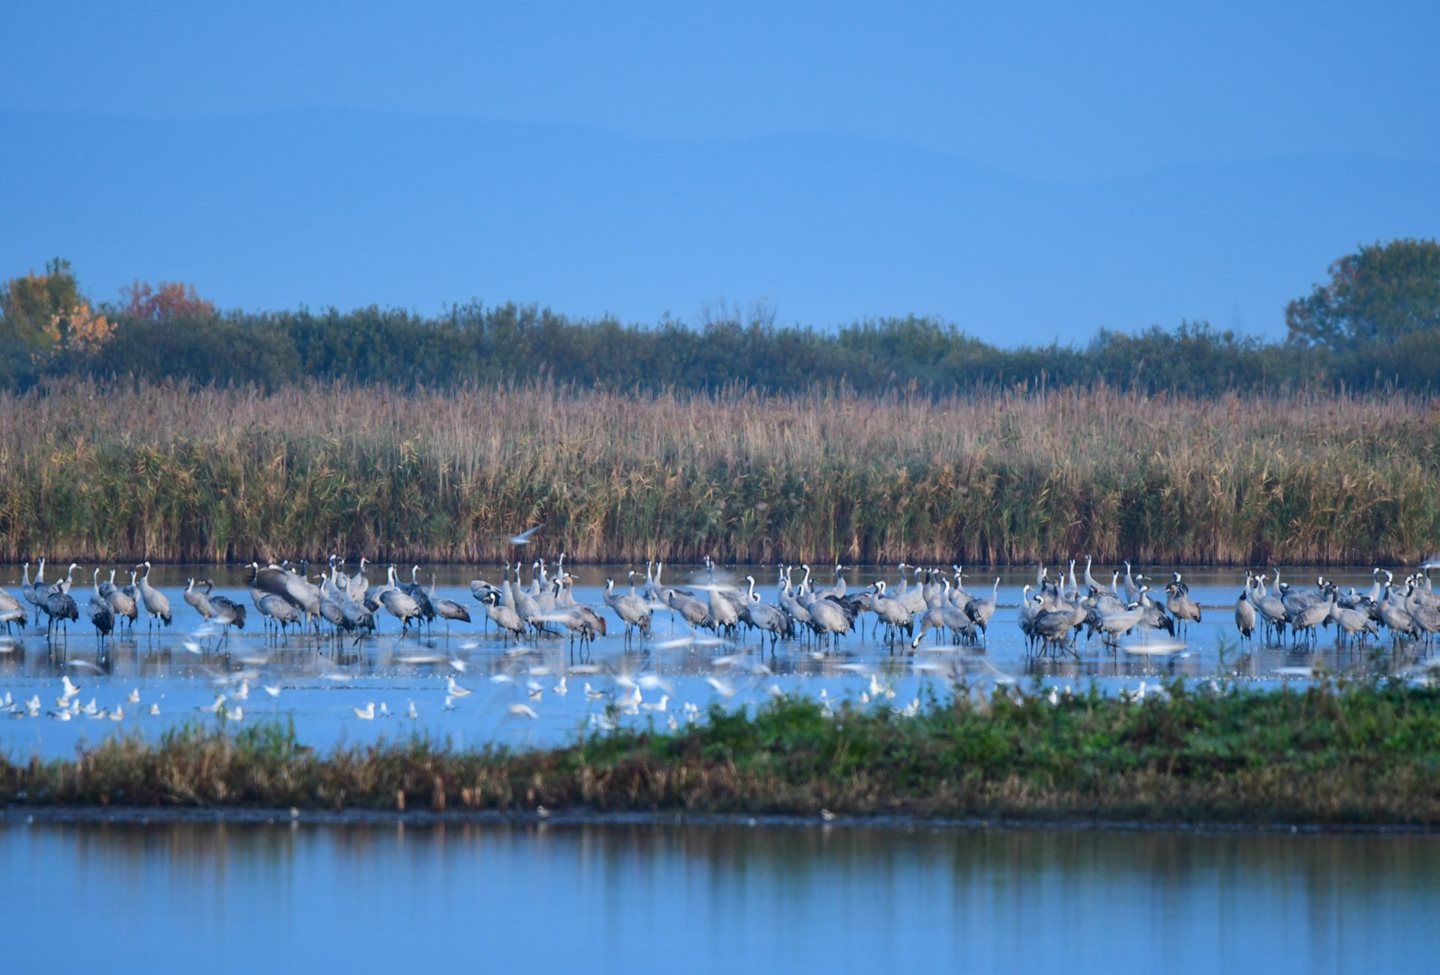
[{"x1": 1286, "y1": 238, "x2": 1440, "y2": 348}]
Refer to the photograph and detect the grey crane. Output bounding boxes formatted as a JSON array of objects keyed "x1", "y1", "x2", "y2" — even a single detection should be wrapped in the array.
[
  {"x1": 704, "y1": 556, "x2": 747, "y2": 623},
  {"x1": 379, "y1": 564, "x2": 424, "y2": 635},
  {"x1": 1165, "y1": 574, "x2": 1202, "y2": 636},
  {"x1": 604, "y1": 574, "x2": 653, "y2": 645},
  {"x1": 800, "y1": 585, "x2": 852, "y2": 651},
  {"x1": 1234, "y1": 586, "x2": 1256, "y2": 645},
  {"x1": 1093, "y1": 595, "x2": 1146, "y2": 648},
  {"x1": 1328, "y1": 593, "x2": 1378, "y2": 649},
  {"x1": 0, "y1": 581, "x2": 27, "y2": 634},
  {"x1": 318, "y1": 568, "x2": 370, "y2": 644},
  {"x1": 894, "y1": 564, "x2": 927, "y2": 618},
  {"x1": 1375, "y1": 584, "x2": 1418, "y2": 644},
  {"x1": 666, "y1": 588, "x2": 712, "y2": 630},
  {"x1": 252, "y1": 561, "x2": 320, "y2": 630},
  {"x1": 348, "y1": 557, "x2": 371, "y2": 600},
  {"x1": 134, "y1": 561, "x2": 172, "y2": 633},
  {"x1": 1122, "y1": 561, "x2": 1142, "y2": 603},
  {"x1": 103, "y1": 569, "x2": 139, "y2": 631},
  {"x1": 510, "y1": 561, "x2": 545, "y2": 634},
  {"x1": 407, "y1": 566, "x2": 438, "y2": 631},
  {"x1": 21, "y1": 559, "x2": 45, "y2": 625},
  {"x1": 1251, "y1": 573, "x2": 1287, "y2": 642},
  {"x1": 42, "y1": 566, "x2": 80, "y2": 642},
  {"x1": 1030, "y1": 604, "x2": 1081, "y2": 657},
  {"x1": 259, "y1": 592, "x2": 302, "y2": 641},
  {"x1": 184, "y1": 577, "x2": 215, "y2": 621},
  {"x1": 1083, "y1": 556, "x2": 1112, "y2": 596},
  {"x1": 87, "y1": 569, "x2": 114, "y2": 645},
  {"x1": 1289, "y1": 596, "x2": 1332, "y2": 645},
  {"x1": 203, "y1": 582, "x2": 247, "y2": 633},
  {"x1": 740, "y1": 575, "x2": 791, "y2": 652},
  {"x1": 545, "y1": 577, "x2": 606, "y2": 656},
  {"x1": 911, "y1": 574, "x2": 949, "y2": 649},
  {"x1": 429, "y1": 575, "x2": 471, "y2": 635},
  {"x1": 1405, "y1": 584, "x2": 1440, "y2": 644},
  {"x1": 480, "y1": 589, "x2": 528, "y2": 644},
  {"x1": 707, "y1": 583, "x2": 742, "y2": 637},
  {"x1": 964, "y1": 577, "x2": 1000, "y2": 640},
  {"x1": 777, "y1": 567, "x2": 812, "y2": 637},
  {"x1": 871, "y1": 580, "x2": 914, "y2": 647}
]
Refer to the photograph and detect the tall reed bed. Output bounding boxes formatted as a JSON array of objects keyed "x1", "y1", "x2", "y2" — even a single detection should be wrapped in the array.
[{"x1": 0, "y1": 381, "x2": 1435, "y2": 565}]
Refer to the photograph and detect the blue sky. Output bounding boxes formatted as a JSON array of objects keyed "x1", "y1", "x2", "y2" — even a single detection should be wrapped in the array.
[{"x1": 3, "y1": 1, "x2": 1437, "y2": 346}]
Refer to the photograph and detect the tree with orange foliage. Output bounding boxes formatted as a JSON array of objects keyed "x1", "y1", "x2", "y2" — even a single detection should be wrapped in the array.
[
  {"x1": 120, "y1": 280, "x2": 216, "y2": 322},
  {"x1": 0, "y1": 257, "x2": 114, "y2": 354}
]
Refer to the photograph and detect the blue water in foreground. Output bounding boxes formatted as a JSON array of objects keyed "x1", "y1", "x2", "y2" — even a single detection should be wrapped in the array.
[{"x1": 6, "y1": 818, "x2": 1437, "y2": 974}]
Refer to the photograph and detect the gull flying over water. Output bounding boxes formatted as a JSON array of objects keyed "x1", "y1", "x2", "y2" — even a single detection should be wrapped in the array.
[{"x1": 504, "y1": 524, "x2": 544, "y2": 546}]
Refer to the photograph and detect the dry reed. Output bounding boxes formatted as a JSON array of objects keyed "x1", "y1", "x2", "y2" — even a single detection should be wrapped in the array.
[{"x1": 0, "y1": 380, "x2": 1435, "y2": 565}]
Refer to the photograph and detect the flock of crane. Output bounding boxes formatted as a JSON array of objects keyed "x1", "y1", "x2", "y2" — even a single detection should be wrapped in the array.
[
  {"x1": 1019, "y1": 559, "x2": 1440, "y2": 656},
  {"x1": 2, "y1": 553, "x2": 1437, "y2": 658}
]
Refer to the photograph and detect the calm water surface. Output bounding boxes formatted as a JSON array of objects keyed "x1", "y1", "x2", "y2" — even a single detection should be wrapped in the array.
[
  {"x1": 5, "y1": 818, "x2": 1436, "y2": 974},
  {"x1": 0, "y1": 563, "x2": 1429, "y2": 759}
]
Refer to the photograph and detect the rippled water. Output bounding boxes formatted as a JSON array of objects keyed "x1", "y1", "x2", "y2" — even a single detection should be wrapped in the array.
[
  {"x1": 0, "y1": 563, "x2": 1427, "y2": 758},
  {"x1": 6, "y1": 817, "x2": 1437, "y2": 973}
]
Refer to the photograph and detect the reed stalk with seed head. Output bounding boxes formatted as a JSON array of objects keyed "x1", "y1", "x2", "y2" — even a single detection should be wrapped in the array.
[{"x1": 0, "y1": 380, "x2": 1435, "y2": 565}]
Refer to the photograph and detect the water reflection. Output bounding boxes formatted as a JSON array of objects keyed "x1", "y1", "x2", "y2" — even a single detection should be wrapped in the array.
[{"x1": 6, "y1": 819, "x2": 1437, "y2": 973}]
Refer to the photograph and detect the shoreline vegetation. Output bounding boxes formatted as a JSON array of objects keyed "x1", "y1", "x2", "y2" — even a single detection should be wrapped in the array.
[
  {"x1": 1, "y1": 381, "x2": 1437, "y2": 566},
  {"x1": 4, "y1": 683, "x2": 1439, "y2": 826}
]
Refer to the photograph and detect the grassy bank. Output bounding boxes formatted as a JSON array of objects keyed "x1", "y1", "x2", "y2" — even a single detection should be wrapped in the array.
[
  {"x1": 5, "y1": 683, "x2": 1440, "y2": 825},
  {"x1": 1, "y1": 381, "x2": 1437, "y2": 565}
]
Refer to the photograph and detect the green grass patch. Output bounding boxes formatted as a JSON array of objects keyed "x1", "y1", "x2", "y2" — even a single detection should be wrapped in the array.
[{"x1": 5, "y1": 682, "x2": 1440, "y2": 825}]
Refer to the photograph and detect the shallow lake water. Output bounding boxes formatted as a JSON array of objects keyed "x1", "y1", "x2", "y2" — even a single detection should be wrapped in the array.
[
  {"x1": 0, "y1": 563, "x2": 1431, "y2": 759},
  {"x1": 6, "y1": 817, "x2": 1437, "y2": 974}
]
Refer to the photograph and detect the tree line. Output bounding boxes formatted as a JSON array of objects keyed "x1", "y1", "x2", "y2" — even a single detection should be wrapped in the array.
[{"x1": 2, "y1": 240, "x2": 1437, "y2": 397}]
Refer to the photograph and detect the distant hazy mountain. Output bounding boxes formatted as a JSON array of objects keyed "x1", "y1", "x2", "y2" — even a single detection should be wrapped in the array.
[{"x1": 3, "y1": 109, "x2": 1435, "y2": 347}]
